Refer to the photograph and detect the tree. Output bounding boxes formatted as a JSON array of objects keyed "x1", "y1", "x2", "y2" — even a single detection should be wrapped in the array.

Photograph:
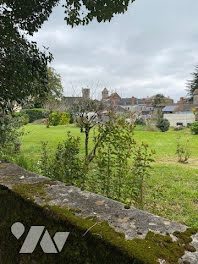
[
  {"x1": 152, "y1": 94, "x2": 165, "y2": 107},
  {"x1": 95, "y1": 114, "x2": 134, "y2": 199},
  {"x1": 31, "y1": 67, "x2": 64, "y2": 108},
  {"x1": 63, "y1": 0, "x2": 136, "y2": 27},
  {"x1": 187, "y1": 65, "x2": 198, "y2": 100},
  {"x1": 73, "y1": 98, "x2": 101, "y2": 163},
  {"x1": 0, "y1": 1, "x2": 56, "y2": 113},
  {"x1": 1, "y1": 0, "x2": 136, "y2": 113}
]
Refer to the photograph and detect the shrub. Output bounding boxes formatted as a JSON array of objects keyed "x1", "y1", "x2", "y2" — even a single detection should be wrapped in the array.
[
  {"x1": 21, "y1": 109, "x2": 50, "y2": 123},
  {"x1": 39, "y1": 132, "x2": 83, "y2": 185},
  {"x1": 135, "y1": 118, "x2": 146, "y2": 126},
  {"x1": 176, "y1": 137, "x2": 191, "y2": 163},
  {"x1": 49, "y1": 111, "x2": 70, "y2": 126},
  {"x1": 14, "y1": 112, "x2": 29, "y2": 125},
  {"x1": 0, "y1": 115, "x2": 24, "y2": 156},
  {"x1": 156, "y1": 118, "x2": 170, "y2": 132},
  {"x1": 190, "y1": 121, "x2": 198, "y2": 134},
  {"x1": 49, "y1": 111, "x2": 60, "y2": 126},
  {"x1": 93, "y1": 115, "x2": 154, "y2": 209},
  {"x1": 59, "y1": 112, "x2": 70, "y2": 125},
  {"x1": 95, "y1": 116, "x2": 134, "y2": 200},
  {"x1": 129, "y1": 142, "x2": 155, "y2": 209}
]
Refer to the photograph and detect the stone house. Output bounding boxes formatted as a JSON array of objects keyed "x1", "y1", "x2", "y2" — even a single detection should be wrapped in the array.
[{"x1": 62, "y1": 88, "x2": 90, "y2": 109}]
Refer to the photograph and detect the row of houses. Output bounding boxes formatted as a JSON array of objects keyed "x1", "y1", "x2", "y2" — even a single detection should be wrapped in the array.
[
  {"x1": 100, "y1": 88, "x2": 198, "y2": 127},
  {"x1": 61, "y1": 88, "x2": 198, "y2": 127}
]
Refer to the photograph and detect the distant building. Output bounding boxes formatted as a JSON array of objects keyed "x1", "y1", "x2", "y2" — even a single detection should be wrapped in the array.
[
  {"x1": 102, "y1": 88, "x2": 109, "y2": 100},
  {"x1": 82, "y1": 88, "x2": 90, "y2": 101},
  {"x1": 101, "y1": 88, "x2": 172, "y2": 116},
  {"x1": 144, "y1": 95, "x2": 174, "y2": 106},
  {"x1": 62, "y1": 88, "x2": 90, "y2": 109},
  {"x1": 164, "y1": 112, "x2": 195, "y2": 127},
  {"x1": 163, "y1": 89, "x2": 198, "y2": 127},
  {"x1": 177, "y1": 97, "x2": 190, "y2": 105},
  {"x1": 162, "y1": 105, "x2": 178, "y2": 114},
  {"x1": 193, "y1": 89, "x2": 198, "y2": 105}
]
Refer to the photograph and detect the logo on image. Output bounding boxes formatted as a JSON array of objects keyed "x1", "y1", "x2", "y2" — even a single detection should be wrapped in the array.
[{"x1": 11, "y1": 222, "x2": 70, "y2": 253}]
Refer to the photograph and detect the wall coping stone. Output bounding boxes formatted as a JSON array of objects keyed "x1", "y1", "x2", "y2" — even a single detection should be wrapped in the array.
[{"x1": 0, "y1": 162, "x2": 197, "y2": 263}]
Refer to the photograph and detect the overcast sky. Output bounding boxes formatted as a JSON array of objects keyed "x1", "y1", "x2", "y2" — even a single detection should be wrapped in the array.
[{"x1": 31, "y1": 0, "x2": 198, "y2": 102}]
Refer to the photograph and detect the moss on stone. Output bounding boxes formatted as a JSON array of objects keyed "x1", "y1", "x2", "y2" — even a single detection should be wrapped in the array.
[
  {"x1": 68, "y1": 208, "x2": 82, "y2": 214},
  {"x1": 173, "y1": 228, "x2": 197, "y2": 244},
  {"x1": 124, "y1": 204, "x2": 130, "y2": 209},
  {"x1": 0, "y1": 183, "x2": 197, "y2": 264},
  {"x1": 0, "y1": 164, "x2": 7, "y2": 169},
  {"x1": 13, "y1": 180, "x2": 54, "y2": 202},
  {"x1": 49, "y1": 205, "x2": 198, "y2": 264}
]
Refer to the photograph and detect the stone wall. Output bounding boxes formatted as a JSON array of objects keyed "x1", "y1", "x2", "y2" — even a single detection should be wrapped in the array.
[
  {"x1": 164, "y1": 113, "x2": 195, "y2": 127},
  {"x1": 0, "y1": 162, "x2": 197, "y2": 264}
]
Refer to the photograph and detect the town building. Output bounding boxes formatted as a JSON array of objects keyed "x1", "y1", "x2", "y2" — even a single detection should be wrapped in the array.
[
  {"x1": 163, "y1": 89, "x2": 198, "y2": 127},
  {"x1": 101, "y1": 88, "x2": 173, "y2": 117},
  {"x1": 62, "y1": 88, "x2": 90, "y2": 109}
]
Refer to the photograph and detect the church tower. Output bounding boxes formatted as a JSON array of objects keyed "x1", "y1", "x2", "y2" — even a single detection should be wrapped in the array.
[{"x1": 102, "y1": 88, "x2": 109, "y2": 100}]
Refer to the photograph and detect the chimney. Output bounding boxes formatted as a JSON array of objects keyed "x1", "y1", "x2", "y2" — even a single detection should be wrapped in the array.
[
  {"x1": 179, "y1": 97, "x2": 184, "y2": 104},
  {"x1": 131, "y1": 96, "x2": 135, "y2": 105}
]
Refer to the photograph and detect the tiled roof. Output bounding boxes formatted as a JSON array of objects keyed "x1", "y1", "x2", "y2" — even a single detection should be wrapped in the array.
[
  {"x1": 174, "y1": 104, "x2": 198, "y2": 112},
  {"x1": 162, "y1": 106, "x2": 177, "y2": 112},
  {"x1": 118, "y1": 98, "x2": 132, "y2": 105}
]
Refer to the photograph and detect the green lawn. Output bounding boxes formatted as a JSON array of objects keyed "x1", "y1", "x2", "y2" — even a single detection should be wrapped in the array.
[{"x1": 20, "y1": 124, "x2": 198, "y2": 228}]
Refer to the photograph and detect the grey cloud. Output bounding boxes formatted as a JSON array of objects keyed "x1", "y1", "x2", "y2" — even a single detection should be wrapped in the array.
[{"x1": 31, "y1": 0, "x2": 198, "y2": 101}]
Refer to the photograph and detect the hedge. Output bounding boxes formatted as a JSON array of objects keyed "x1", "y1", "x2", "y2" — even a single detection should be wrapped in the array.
[{"x1": 21, "y1": 109, "x2": 50, "y2": 123}]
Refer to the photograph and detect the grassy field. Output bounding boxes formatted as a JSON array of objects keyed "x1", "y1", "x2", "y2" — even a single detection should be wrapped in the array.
[{"x1": 19, "y1": 124, "x2": 198, "y2": 228}]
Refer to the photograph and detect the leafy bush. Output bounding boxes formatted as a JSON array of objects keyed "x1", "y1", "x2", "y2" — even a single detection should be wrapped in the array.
[
  {"x1": 95, "y1": 116, "x2": 134, "y2": 200},
  {"x1": 93, "y1": 115, "x2": 154, "y2": 209},
  {"x1": 129, "y1": 143, "x2": 155, "y2": 209},
  {"x1": 14, "y1": 112, "x2": 29, "y2": 125},
  {"x1": 49, "y1": 111, "x2": 70, "y2": 126},
  {"x1": 176, "y1": 137, "x2": 191, "y2": 163},
  {"x1": 59, "y1": 112, "x2": 70, "y2": 125},
  {"x1": 21, "y1": 108, "x2": 50, "y2": 123},
  {"x1": 0, "y1": 115, "x2": 24, "y2": 156},
  {"x1": 190, "y1": 121, "x2": 198, "y2": 134},
  {"x1": 49, "y1": 111, "x2": 60, "y2": 126},
  {"x1": 156, "y1": 118, "x2": 170, "y2": 132},
  {"x1": 135, "y1": 118, "x2": 146, "y2": 126},
  {"x1": 39, "y1": 132, "x2": 83, "y2": 184}
]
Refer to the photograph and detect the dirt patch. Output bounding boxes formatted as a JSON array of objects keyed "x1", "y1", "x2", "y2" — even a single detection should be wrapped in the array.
[{"x1": 157, "y1": 157, "x2": 198, "y2": 168}]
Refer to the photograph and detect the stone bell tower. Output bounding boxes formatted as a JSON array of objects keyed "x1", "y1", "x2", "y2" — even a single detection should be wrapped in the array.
[{"x1": 102, "y1": 88, "x2": 109, "y2": 100}]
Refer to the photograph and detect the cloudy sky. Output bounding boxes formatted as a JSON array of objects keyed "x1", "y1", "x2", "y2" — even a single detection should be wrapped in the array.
[{"x1": 32, "y1": 0, "x2": 198, "y2": 102}]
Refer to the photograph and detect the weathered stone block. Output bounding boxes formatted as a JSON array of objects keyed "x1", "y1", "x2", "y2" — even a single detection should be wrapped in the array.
[{"x1": 0, "y1": 162, "x2": 197, "y2": 263}]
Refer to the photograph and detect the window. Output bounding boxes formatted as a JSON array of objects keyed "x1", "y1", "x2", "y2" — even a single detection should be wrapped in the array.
[{"x1": 176, "y1": 122, "x2": 183, "y2": 126}]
